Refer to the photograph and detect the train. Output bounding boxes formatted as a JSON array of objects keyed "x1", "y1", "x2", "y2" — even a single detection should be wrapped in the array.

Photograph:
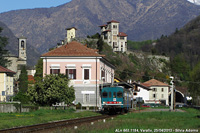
[{"x1": 101, "y1": 86, "x2": 132, "y2": 113}]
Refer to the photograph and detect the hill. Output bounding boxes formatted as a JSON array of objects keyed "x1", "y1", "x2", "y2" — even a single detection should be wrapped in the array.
[
  {"x1": 0, "y1": 0, "x2": 199, "y2": 55},
  {"x1": 0, "y1": 21, "x2": 40, "y2": 66},
  {"x1": 153, "y1": 15, "x2": 200, "y2": 68}
]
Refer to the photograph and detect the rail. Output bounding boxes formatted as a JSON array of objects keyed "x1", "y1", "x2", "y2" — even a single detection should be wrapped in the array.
[{"x1": 0, "y1": 115, "x2": 114, "y2": 133}]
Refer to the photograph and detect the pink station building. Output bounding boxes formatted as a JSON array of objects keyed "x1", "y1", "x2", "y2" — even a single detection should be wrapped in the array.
[{"x1": 41, "y1": 41, "x2": 115, "y2": 108}]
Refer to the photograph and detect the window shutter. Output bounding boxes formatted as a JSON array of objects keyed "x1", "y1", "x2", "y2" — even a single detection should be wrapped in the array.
[
  {"x1": 66, "y1": 69, "x2": 68, "y2": 78},
  {"x1": 50, "y1": 69, "x2": 52, "y2": 74},
  {"x1": 74, "y1": 69, "x2": 76, "y2": 79}
]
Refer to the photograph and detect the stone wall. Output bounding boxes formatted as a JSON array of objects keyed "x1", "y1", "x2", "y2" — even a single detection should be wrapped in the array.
[{"x1": 0, "y1": 104, "x2": 30, "y2": 113}]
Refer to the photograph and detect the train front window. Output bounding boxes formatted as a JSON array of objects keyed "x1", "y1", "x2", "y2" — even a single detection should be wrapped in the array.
[
  {"x1": 109, "y1": 92, "x2": 111, "y2": 98},
  {"x1": 117, "y1": 91, "x2": 123, "y2": 98},
  {"x1": 102, "y1": 92, "x2": 108, "y2": 98},
  {"x1": 113, "y1": 92, "x2": 116, "y2": 98}
]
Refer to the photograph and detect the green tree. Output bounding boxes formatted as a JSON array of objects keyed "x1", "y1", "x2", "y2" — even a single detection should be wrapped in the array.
[
  {"x1": 18, "y1": 66, "x2": 28, "y2": 93},
  {"x1": 0, "y1": 27, "x2": 10, "y2": 67},
  {"x1": 97, "y1": 38, "x2": 104, "y2": 52},
  {"x1": 13, "y1": 66, "x2": 29, "y2": 103},
  {"x1": 34, "y1": 58, "x2": 43, "y2": 82},
  {"x1": 188, "y1": 62, "x2": 200, "y2": 105},
  {"x1": 27, "y1": 74, "x2": 75, "y2": 106},
  {"x1": 171, "y1": 54, "x2": 190, "y2": 81}
]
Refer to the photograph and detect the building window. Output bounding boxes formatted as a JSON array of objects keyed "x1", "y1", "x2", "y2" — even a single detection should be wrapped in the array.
[
  {"x1": 162, "y1": 88, "x2": 164, "y2": 92},
  {"x1": 104, "y1": 33, "x2": 108, "y2": 39},
  {"x1": 153, "y1": 88, "x2": 157, "y2": 91},
  {"x1": 21, "y1": 40, "x2": 25, "y2": 48},
  {"x1": 113, "y1": 42, "x2": 118, "y2": 48},
  {"x1": 84, "y1": 69, "x2": 90, "y2": 80},
  {"x1": 10, "y1": 86, "x2": 12, "y2": 93},
  {"x1": 113, "y1": 25, "x2": 117, "y2": 29},
  {"x1": 120, "y1": 36, "x2": 124, "y2": 40},
  {"x1": 113, "y1": 35, "x2": 117, "y2": 40},
  {"x1": 50, "y1": 69, "x2": 60, "y2": 75},
  {"x1": 66, "y1": 69, "x2": 76, "y2": 79},
  {"x1": 153, "y1": 94, "x2": 156, "y2": 98},
  {"x1": 84, "y1": 94, "x2": 90, "y2": 103},
  {"x1": 101, "y1": 70, "x2": 105, "y2": 82},
  {"x1": 162, "y1": 94, "x2": 164, "y2": 98}
]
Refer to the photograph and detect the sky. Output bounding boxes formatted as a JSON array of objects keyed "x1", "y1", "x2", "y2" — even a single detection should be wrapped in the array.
[{"x1": 0, "y1": 0, "x2": 72, "y2": 13}]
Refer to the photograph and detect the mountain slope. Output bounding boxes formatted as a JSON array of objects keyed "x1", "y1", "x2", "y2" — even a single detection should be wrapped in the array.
[
  {"x1": 154, "y1": 15, "x2": 200, "y2": 68},
  {"x1": 0, "y1": 0, "x2": 199, "y2": 54},
  {"x1": 0, "y1": 21, "x2": 40, "y2": 66}
]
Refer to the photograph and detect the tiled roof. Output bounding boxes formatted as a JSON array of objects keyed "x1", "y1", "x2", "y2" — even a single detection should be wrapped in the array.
[
  {"x1": 99, "y1": 24, "x2": 107, "y2": 27},
  {"x1": 118, "y1": 32, "x2": 128, "y2": 37},
  {"x1": 107, "y1": 20, "x2": 120, "y2": 23},
  {"x1": 28, "y1": 75, "x2": 35, "y2": 83},
  {"x1": 41, "y1": 41, "x2": 104, "y2": 57},
  {"x1": 0, "y1": 66, "x2": 16, "y2": 74},
  {"x1": 142, "y1": 79, "x2": 169, "y2": 87}
]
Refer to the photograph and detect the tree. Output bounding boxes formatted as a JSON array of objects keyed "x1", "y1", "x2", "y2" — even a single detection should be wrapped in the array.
[
  {"x1": 34, "y1": 58, "x2": 43, "y2": 82},
  {"x1": 27, "y1": 74, "x2": 75, "y2": 106},
  {"x1": 0, "y1": 27, "x2": 10, "y2": 67},
  {"x1": 13, "y1": 66, "x2": 29, "y2": 103},
  {"x1": 170, "y1": 54, "x2": 190, "y2": 81},
  {"x1": 18, "y1": 66, "x2": 28, "y2": 93},
  {"x1": 188, "y1": 62, "x2": 200, "y2": 105},
  {"x1": 97, "y1": 38, "x2": 104, "y2": 52}
]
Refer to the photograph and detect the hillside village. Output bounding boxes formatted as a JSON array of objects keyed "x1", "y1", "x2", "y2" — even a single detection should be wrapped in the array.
[{"x1": 0, "y1": 19, "x2": 193, "y2": 110}]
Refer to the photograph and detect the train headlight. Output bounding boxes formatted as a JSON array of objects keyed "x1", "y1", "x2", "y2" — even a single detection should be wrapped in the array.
[
  {"x1": 103, "y1": 102, "x2": 106, "y2": 104},
  {"x1": 119, "y1": 102, "x2": 122, "y2": 104}
]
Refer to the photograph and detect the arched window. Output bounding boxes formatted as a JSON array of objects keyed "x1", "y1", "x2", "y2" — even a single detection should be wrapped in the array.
[{"x1": 21, "y1": 40, "x2": 25, "y2": 48}]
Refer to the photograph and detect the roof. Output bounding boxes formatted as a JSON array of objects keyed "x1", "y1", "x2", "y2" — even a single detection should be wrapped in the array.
[
  {"x1": 99, "y1": 24, "x2": 107, "y2": 27},
  {"x1": 102, "y1": 30, "x2": 111, "y2": 32},
  {"x1": 0, "y1": 66, "x2": 16, "y2": 74},
  {"x1": 28, "y1": 75, "x2": 35, "y2": 83},
  {"x1": 66, "y1": 27, "x2": 77, "y2": 30},
  {"x1": 132, "y1": 82, "x2": 151, "y2": 91},
  {"x1": 41, "y1": 41, "x2": 104, "y2": 57},
  {"x1": 118, "y1": 32, "x2": 128, "y2": 37},
  {"x1": 142, "y1": 79, "x2": 169, "y2": 87},
  {"x1": 107, "y1": 20, "x2": 120, "y2": 23}
]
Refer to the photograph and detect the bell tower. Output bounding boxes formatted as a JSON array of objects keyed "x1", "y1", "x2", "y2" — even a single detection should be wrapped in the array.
[{"x1": 18, "y1": 36, "x2": 27, "y2": 62}]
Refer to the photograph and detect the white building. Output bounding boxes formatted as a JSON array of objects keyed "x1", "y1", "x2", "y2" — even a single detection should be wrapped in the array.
[
  {"x1": 142, "y1": 79, "x2": 170, "y2": 105},
  {"x1": 99, "y1": 20, "x2": 127, "y2": 52}
]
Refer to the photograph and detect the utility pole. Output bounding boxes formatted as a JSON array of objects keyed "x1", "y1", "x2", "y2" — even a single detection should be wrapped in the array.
[{"x1": 170, "y1": 76, "x2": 174, "y2": 111}]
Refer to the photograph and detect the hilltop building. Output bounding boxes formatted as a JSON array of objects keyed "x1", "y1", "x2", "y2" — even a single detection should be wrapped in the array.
[
  {"x1": 0, "y1": 66, "x2": 15, "y2": 102},
  {"x1": 41, "y1": 41, "x2": 115, "y2": 107},
  {"x1": 66, "y1": 27, "x2": 77, "y2": 43},
  {"x1": 99, "y1": 20, "x2": 127, "y2": 53}
]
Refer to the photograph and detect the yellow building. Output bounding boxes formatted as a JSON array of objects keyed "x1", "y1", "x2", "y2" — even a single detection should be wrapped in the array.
[
  {"x1": 0, "y1": 66, "x2": 15, "y2": 102},
  {"x1": 66, "y1": 27, "x2": 77, "y2": 43}
]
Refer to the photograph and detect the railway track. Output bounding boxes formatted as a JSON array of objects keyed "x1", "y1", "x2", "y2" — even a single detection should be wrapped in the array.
[{"x1": 0, "y1": 114, "x2": 114, "y2": 133}]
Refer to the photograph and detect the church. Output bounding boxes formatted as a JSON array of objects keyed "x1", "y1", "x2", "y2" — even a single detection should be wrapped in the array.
[{"x1": 6, "y1": 36, "x2": 27, "y2": 79}]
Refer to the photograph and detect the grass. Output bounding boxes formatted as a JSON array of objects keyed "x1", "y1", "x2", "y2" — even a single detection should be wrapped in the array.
[
  {"x1": 0, "y1": 109, "x2": 99, "y2": 130},
  {"x1": 58, "y1": 108, "x2": 200, "y2": 133}
]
